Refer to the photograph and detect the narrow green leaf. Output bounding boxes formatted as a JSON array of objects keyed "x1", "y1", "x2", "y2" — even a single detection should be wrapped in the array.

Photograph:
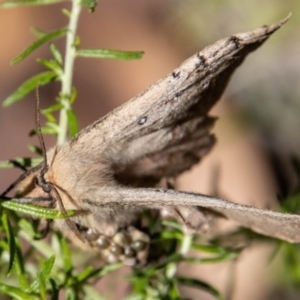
[
  {"x1": 49, "y1": 278, "x2": 59, "y2": 300},
  {"x1": 28, "y1": 145, "x2": 42, "y2": 156},
  {"x1": 74, "y1": 36, "x2": 81, "y2": 47},
  {"x1": 160, "y1": 231, "x2": 183, "y2": 240},
  {"x1": 150, "y1": 253, "x2": 182, "y2": 270},
  {"x1": 62, "y1": 8, "x2": 71, "y2": 18},
  {"x1": 31, "y1": 27, "x2": 48, "y2": 38},
  {"x1": 97, "y1": 263, "x2": 123, "y2": 276},
  {"x1": 76, "y1": 266, "x2": 94, "y2": 282},
  {"x1": 69, "y1": 87, "x2": 77, "y2": 104},
  {"x1": 19, "y1": 231, "x2": 61, "y2": 262},
  {"x1": 3, "y1": 71, "x2": 57, "y2": 107},
  {"x1": 45, "y1": 122, "x2": 60, "y2": 132},
  {"x1": 282, "y1": 242, "x2": 300, "y2": 283},
  {"x1": 18, "y1": 218, "x2": 37, "y2": 237},
  {"x1": 50, "y1": 43, "x2": 63, "y2": 66},
  {"x1": 191, "y1": 244, "x2": 227, "y2": 254},
  {"x1": 42, "y1": 103, "x2": 63, "y2": 114},
  {"x1": 67, "y1": 110, "x2": 79, "y2": 137},
  {"x1": 176, "y1": 277, "x2": 222, "y2": 300},
  {"x1": 162, "y1": 220, "x2": 183, "y2": 231},
  {"x1": 65, "y1": 288, "x2": 76, "y2": 300},
  {"x1": 0, "y1": 157, "x2": 42, "y2": 169},
  {"x1": 30, "y1": 255, "x2": 55, "y2": 292},
  {"x1": 1, "y1": 212, "x2": 16, "y2": 275},
  {"x1": 60, "y1": 235, "x2": 72, "y2": 272},
  {"x1": 12, "y1": 28, "x2": 67, "y2": 65},
  {"x1": 76, "y1": 49, "x2": 144, "y2": 60},
  {"x1": 43, "y1": 112, "x2": 57, "y2": 123},
  {"x1": 0, "y1": 283, "x2": 39, "y2": 300},
  {"x1": 0, "y1": 216, "x2": 29, "y2": 289},
  {"x1": 80, "y1": 0, "x2": 97, "y2": 12},
  {"x1": 77, "y1": 263, "x2": 122, "y2": 282},
  {"x1": 37, "y1": 58, "x2": 62, "y2": 74},
  {"x1": 15, "y1": 247, "x2": 31, "y2": 290},
  {"x1": 38, "y1": 273, "x2": 47, "y2": 300},
  {"x1": 41, "y1": 103, "x2": 61, "y2": 123},
  {"x1": 183, "y1": 251, "x2": 239, "y2": 264},
  {"x1": 280, "y1": 193, "x2": 300, "y2": 214},
  {"x1": 40, "y1": 125, "x2": 58, "y2": 135},
  {"x1": 1, "y1": 201, "x2": 77, "y2": 219},
  {"x1": 29, "y1": 124, "x2": 59, "y2": 136},
  {"x1": 0, "y1": 0, "x2": 64, "y2": 7}
]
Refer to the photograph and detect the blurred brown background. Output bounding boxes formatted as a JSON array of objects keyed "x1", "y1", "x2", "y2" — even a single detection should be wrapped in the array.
[{"x1": 0, "y1": 0, "x2": 299, "y2": 299}]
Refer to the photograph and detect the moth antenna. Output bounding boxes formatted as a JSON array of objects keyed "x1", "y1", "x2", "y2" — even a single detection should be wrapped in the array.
[
  {"x1": 1, "y1": 85, "x2": 47, "y2": 199},
  {"x1": 35, "y1": 85, "x2": 48, "y2": 178},
  {"x1": 35, "y1": 86, "x2": 85, "y2": 242}
]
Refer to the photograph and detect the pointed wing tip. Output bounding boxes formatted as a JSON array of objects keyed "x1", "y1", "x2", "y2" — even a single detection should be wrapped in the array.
[
  {"x1": 265, "y1": 12, "x2": 292, "y2": 32},
  {"x1": 233, "y1": 13, "x2": 291, "y2": 44},
  {"x1": 281, "y1": 12, "x2": 292, "y2": 25}
]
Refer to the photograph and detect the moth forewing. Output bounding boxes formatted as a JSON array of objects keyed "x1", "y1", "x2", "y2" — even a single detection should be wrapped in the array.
[
  {"x1": 70, "y1": 14, "x2": 290, "y2": 155},
  {"x1": 11, "y1": 15, "x2": 300, "y2": 266},
  {"x1": 67, "y1": 15, "x2": 292, "y2": 188}
]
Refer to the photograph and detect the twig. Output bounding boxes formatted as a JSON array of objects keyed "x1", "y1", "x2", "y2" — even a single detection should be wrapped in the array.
[
  {"x1": 166, "y1": 234, "x2": 193, "y2": 279},
  {"x1": 57, "y1": 0, "x2": 81, "y2": 145}
]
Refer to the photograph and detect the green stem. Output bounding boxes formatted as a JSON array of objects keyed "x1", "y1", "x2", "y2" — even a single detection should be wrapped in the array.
[
  {"x1": 57, "y1": 0, "x2": 81, "y2": 145},
  {"x1": 166, "y1": 234, "x2": 193, "y2": 279}
]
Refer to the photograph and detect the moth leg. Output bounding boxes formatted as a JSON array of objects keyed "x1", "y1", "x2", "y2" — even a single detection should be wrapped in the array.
[
  {"x1": 161, "y1": 206, "x2": 210, "y2": 234},
  {"x1": 11, "y1": 197, "x2": 54, "y2": 206},
  {"x1": 34, "y1": 219, "x2": 53, "y2": 240}
]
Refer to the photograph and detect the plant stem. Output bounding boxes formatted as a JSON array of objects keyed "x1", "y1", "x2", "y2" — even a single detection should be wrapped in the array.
[
  {"x1": 57, "y1": 0, "x2": 81, "y2": 145},
  {"x1": 166, "y1": 234, "x2": 193, "y2": 279}
]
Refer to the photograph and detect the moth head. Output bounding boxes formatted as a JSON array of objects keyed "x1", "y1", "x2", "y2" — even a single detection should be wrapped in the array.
[
  {"x1": 35, "y1": 170, "x2": 52, "y2": 194},
  {"x1": 6, "y1": 87, "x2": 87, "y2": 242},
  {"x1": 15, "y1": 155, "x2": 87, "y2": 242},
  {"x1": 15, "y1": 148, "x2": 57, "y2": 204}
]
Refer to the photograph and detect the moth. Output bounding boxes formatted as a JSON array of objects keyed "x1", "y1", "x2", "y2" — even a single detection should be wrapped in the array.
[{"x1": 3, "y1": 15, "x2": 300, "y2": 266}]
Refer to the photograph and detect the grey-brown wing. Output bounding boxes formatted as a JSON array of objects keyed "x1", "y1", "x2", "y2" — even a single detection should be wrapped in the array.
[
  {"x1": 69, "y1": 16, "x2": 289, "y2": 184},
  {"x1": 87, "y1": 187, "x2": 300, "y2": 243},
  {"x1": 115, "y1": 115, "x2": 216, "y2": 186}
]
